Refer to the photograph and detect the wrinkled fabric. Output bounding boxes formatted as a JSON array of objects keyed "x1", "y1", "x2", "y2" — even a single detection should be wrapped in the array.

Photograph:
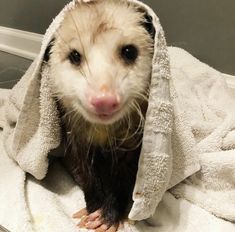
[{"x1": 0, "y1": 0, "x2": 234, "y2": 231}]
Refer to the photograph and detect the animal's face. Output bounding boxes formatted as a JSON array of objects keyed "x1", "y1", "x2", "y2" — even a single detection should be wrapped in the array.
[{"x1": 50, "y1": 0, "x2": 154, "y2": 125}]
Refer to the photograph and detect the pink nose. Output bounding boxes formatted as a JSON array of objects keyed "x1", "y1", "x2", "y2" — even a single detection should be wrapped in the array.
[{"x1": 91, "y1": 94, "x2": 119, "y2": 115}]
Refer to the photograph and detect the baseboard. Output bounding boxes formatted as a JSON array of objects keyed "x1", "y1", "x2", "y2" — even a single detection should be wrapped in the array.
[{"x1": 0, "y1": 26, "x2": 42, "y2": 60}]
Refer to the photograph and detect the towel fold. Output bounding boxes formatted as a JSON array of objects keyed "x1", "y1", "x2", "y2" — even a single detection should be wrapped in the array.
[
  {"x1": 169, "y1": 47, "x2": 235, "y2": 222},
  {"x1": 0, "y1": 0, "x2": 234, "y2": 231},
  {"x1": 1, "y1": 0, "x2": 177, "y2": 222}
]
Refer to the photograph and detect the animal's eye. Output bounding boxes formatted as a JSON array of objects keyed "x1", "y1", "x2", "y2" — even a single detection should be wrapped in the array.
[
  {"x1": 120, "y1": 45, "x2": 139, "y2": 64},
  {"x1": 68, "y1": 50, "x2": 82, "y2": 66}
]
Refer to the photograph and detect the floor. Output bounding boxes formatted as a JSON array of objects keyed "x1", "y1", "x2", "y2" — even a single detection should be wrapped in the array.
[{"x1": 0, "y1": 51, "x2": 32, "y2": 89}]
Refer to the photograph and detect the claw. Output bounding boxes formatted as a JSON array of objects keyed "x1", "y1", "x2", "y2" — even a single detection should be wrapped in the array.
[
  {"x1": 95, "y1": 224, "x2": 109, "y2": 232},
  {"x1": 86, "y1": 218, "x2": 103, "y2": 229},
  {"x1": 77, "y1": 215, "x2": 88, "y2": 228},
  {"x1": 73, "y1": 208, "x2": 88, "y2": 219},
  {"x1": 73, "y1": 208, "x2": 119, "y2": 232},
  {"x1": 106, "y1": 225, "x2": 118, "y2": 232},
  {"x1": 88, "y1": 209, "x2": 102, "y2": 221}
]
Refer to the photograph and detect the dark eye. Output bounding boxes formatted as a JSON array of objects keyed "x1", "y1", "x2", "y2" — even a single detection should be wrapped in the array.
[
  {"x1": 68, "y1": 50, "x2": 82, "y2": 66},
  {"x1": 120, "y1": 45, "x2": 139, "y2": 64}
]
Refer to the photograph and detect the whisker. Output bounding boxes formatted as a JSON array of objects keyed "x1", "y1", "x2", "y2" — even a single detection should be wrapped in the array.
[
  {"x1": 118, "y1": 99, "x2": 146, "y2": 151},
  {"x1": 105, "y1": 126, "x2": 117, "y2": 171}
]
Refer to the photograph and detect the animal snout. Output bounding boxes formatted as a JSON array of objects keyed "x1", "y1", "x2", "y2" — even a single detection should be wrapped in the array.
[{"x1": 90, "y1": 94, "x2": 120, "y2": 115}]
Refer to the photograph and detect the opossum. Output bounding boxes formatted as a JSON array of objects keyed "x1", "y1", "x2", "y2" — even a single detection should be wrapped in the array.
[{"x1": 46, "y1": 0, "x2": 155, "y2": 231}]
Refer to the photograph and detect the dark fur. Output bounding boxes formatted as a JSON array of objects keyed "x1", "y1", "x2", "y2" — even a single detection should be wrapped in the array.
[
  {"x1": 57, "y1": 97, "x2": 148, "y2": 225},
  {"x1": 142, "y1": 13, "x2": 156, "y2": 39},
  {"x1": 44, "y1": 9, "x2": 155, "y2": 227},
  {"x1": 61, "y1": 123, "x2": 142, "y2": 225},
  {"x1": 43, "y1": 38, "x2": 55, "y2": 62}
]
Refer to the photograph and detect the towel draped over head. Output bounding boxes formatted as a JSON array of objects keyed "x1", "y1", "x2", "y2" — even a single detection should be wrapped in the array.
[{"x1": 1, "y1": 0, "x2": 199, "y2": 221}]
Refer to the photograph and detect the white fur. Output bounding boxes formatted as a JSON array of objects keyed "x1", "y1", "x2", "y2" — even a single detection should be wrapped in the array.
[{"x1": 50, "y1": 0, "x2": 153, "y2": 125}]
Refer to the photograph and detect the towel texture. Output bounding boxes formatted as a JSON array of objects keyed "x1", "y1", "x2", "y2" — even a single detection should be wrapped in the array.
[
  {"x1": 0, "y1": 0, "x2": 234, "y2": 231},
  {"x1": 169, "y1": 47, "x2": 235, "y2": 222},
  {"x1": 1, "y1": 0, "x2": 179, "y2": 222},
  {"x1": 1, "y1": 46, "x2": 235, "y2": 231}
]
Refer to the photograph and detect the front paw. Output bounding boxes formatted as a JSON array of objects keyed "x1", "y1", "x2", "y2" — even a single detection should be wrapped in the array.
[{"x1": 73, "y1": 208, "x2": 122, "y2": 232}]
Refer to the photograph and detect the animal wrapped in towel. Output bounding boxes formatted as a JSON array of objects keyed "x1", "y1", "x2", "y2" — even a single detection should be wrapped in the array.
[{"x1": 0, "y1": 0, "x2": 200, "y2": 231}]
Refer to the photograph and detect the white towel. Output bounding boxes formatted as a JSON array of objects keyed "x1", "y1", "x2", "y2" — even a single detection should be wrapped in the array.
[
  {"x1": 169, "y1": 47, "x2": 235, "y2": 222},
  {"x1": 1, "y1": 0, "x2": 178, "y2": 224},
  {"x1": 0, "y1": 43, "x2": 234, "y2": 230},
  {"x1": 0, "y1": 0, "x2": 233, "y2": 231}
]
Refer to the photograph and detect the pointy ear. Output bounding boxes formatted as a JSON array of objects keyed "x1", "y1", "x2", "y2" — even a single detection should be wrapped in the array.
[
  {"x1": 142, "y1": 13, "x2": 156, "y2": 39},
  {"x1": 137, "y1": 6, "x2": 156, "y2": 39},
  {"x1": 43, "y1": 38, "x2": 55, "y2": 62}
]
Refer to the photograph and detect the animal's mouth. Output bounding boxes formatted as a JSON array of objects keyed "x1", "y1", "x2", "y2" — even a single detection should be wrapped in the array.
[
  {"x1": 81, "y1": 105, "x2": 124, "y2": 125},
  {"x1": 95, "y1": 110, "x2": 121, "y2": 120},
  {"x1": 91, "y1": 108, "x2": 122, "y2": 123}
]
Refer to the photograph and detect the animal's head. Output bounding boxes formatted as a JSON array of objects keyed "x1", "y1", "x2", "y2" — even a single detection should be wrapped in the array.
[{"x1": 49, "y1": 0, "x2": 155, "y2": 125}]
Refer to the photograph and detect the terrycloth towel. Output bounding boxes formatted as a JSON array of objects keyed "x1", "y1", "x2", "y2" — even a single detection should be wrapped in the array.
[
  {"x1": 0, "y1": 0, "x2": 234, "y2": 232},
  {"x1": 0, "y1": 0, "x2": 194, "y2": 224},
  {"x1": 0, "y1": 41, "x2": 235, "y2": 231},
  {"x1": 1, "y1": 46, "x2": 235, "y2": 231},
  {"x1": 168, "y1": 47, "x2": 235, "y2": 222},
  {"x1": 0, "y1": 143, "x2": 232, "y2": 232}
]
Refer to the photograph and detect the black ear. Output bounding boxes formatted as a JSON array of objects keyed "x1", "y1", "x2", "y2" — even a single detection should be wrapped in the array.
[
  {"x1": 43, "y1": 38, "x2": 55, "y2": 62},
  {"x1": 142, "y1": 13, "x2": 155, "y2": 40}
]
